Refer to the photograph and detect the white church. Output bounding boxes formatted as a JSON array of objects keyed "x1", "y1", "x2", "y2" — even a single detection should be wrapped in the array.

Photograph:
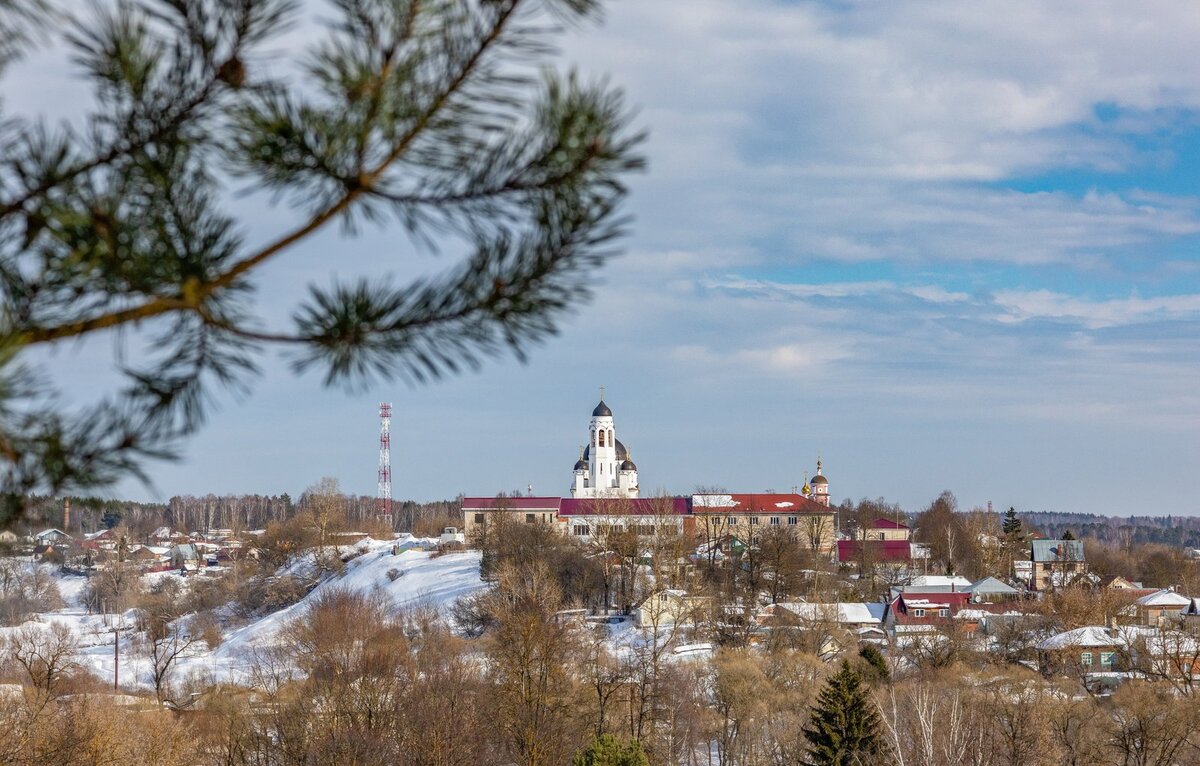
[
  {"x1": 570, "y1": 397, "x2": 640, "y2": 498},
  {"x1": 567, "y1": 394, "x2": 830, "y2": 507}
]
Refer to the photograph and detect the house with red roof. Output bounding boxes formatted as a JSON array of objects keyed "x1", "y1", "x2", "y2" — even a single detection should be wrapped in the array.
[
  {"x1": 885, "y1": 591, "x2": 973, "y2": 629},
  {"x1": 460, "y1": 496, "x2": 562, "y2": 540}
]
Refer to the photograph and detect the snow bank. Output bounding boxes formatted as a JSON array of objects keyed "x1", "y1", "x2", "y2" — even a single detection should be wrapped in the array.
[{"x1": 214, "y1": 544, "x2": 485, "y2": 664}]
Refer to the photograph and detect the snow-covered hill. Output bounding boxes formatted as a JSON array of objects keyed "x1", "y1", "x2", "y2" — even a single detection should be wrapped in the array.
[
  {"x1": 2, "y1": 540, "x2": 488, "y2": 691},
  {"x1": 214, "y1": 542, "x2": 486, "y2": 663}
]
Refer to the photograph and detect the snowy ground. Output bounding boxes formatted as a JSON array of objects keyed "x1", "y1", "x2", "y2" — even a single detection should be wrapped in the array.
[{"x1": 0, "y1": 539, "x2": 488, "y2": 692}]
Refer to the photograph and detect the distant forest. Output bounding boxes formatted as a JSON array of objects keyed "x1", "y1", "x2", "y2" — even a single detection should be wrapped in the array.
[
  {"x1": 1023, "y1": 511, "x2": 1200, "y2": 549},
  {"x1": 7, "y1": 494, "x2": 465, "y2": 537}
]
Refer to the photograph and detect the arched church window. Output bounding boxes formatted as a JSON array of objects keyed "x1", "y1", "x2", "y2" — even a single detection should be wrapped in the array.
[
  {"x1": 599, "y1": 430, "x2": 606, "y2": 447},
  {"x1": 608, "y1": 429, "x2": 614, "y2": 445}
]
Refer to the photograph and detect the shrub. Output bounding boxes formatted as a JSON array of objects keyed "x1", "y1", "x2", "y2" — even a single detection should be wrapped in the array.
[{"x1": 189, "y1": 611, "x2": 224, "y2": 650}]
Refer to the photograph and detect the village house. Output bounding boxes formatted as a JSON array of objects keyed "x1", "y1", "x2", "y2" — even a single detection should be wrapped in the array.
[
  {"x1": 857, "y1": 517, "x2": 911, "y2": 541},
  {"x1": 634, "y1": 589, "x2": 708, "y2": 629},
  {"x1": 1130, "y1": 630, "x2": 1200, "y2": 681},
  {"x1": 34, "y1": 528, "x2": 72, "y2": 546},
  {"x1": 884, "y1": 591, "x2": 972, "y2": 630},
  {"x1": 1184, "y1": 598, "x2": 1200, "y2": 627},
  {"x1": 1030, "y1": 539, "x2": 1087, "y2": 591},
  {"x1": 758, "y1": 601, "x2": 888, "y2": 646},
  {"x1": 1129, "y1": 588, "x2": 1193, "y2": 627},
  {"x1": 1098, "y1": 574, "x2": 1140, "y2": 590},
  {"x1": 965, "y1": 576, "x2": 1022, "y2": 602},
  {"x1": 1037, "y1": 626, "x2": 1126, "y2": 678}
]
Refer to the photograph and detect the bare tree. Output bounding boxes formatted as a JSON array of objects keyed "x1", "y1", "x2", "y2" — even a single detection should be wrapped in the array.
[
  {"x1": 146, "y1": 623, "x2": 198, "y2": 703},
  {"x1": 7, "y1": 623, "x2": 79, "y2": 696}
]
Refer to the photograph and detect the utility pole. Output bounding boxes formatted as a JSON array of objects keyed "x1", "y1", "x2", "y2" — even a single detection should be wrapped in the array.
[{"x1": 113, "y1": 627, "x2": 119, "y2": 691}]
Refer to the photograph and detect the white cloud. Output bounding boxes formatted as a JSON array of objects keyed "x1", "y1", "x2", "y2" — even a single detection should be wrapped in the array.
[{"x1": 993, "y1": 289, "x2": 1200, "y2": 328}]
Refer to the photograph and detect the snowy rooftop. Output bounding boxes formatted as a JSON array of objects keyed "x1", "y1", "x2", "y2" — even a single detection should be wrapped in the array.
[
  {"x1": 1037, "y1": 626, "x2": 1127, "y2": 651},
  {"x1": 773, "y1": 602, "x2": 883, "y2": 625},
  {"x1": 909, "y1": 575, "x2": 972, "y2": 589},
  {"x1": 1134, "y1": 589, "x2": 1192, "y2": 607}
]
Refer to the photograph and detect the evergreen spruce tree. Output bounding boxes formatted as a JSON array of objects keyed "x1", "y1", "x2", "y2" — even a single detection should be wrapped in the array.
[
  {"x1": 857, "y1": 645, "x2": 889, "y2": 685},
  {"x1": 572, "y1": 734, "x2": 649, "y2": 766},
  {"x1": 803, "y1": 660, "x2": 884, "y2": 766},
  {"x1": 1002, "y1": 507, "x2": 1023, "y2": 538},
  {"x1": 1062, "y1": 529, "x2": 1076, "y2": 540}
]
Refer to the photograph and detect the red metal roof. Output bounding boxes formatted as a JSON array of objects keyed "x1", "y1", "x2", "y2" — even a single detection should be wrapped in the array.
[
  {"x1": 890, "y1": 592, "x2": 972, "y2": 624},
  {"x1": 870, "y1": 517, "x2": 910, "y2": 530},
  {"x1": 690, "y1": 493, "x2": 827, "y2": 514},
  {"x1": 560, "y1": 497, "x2": 690, "y2": 516},
  {"x1": 838, "y1": 540, "x2": 912, "y2": 561},
  {"x1": 460, "y1": 497, "x2": 562, "y2": 511}
]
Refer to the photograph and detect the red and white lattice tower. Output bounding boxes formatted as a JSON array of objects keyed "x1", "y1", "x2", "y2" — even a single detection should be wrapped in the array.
[{"x1": 376, "y1": 403, "x2": 392, "y2": 521}]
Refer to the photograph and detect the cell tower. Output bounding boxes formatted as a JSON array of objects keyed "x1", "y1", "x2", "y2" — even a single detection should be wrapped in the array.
[{"x1": 376, "y1": 402, "x2": 392, "y2": 522}]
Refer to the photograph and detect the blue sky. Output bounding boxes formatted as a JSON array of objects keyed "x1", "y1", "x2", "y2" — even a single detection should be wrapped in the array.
[{"x1": 9, "y1": 0, "x2": 1200, "y2": 516}]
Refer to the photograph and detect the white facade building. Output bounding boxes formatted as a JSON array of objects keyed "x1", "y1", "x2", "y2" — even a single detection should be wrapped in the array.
[{"x1": 571, "y1": 398, "x2": 639, "y2": 498}]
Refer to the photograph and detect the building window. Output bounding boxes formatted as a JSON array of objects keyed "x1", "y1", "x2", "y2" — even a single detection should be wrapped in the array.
[
  {"x1": 726, "y1": 517, "x2": 736, "y2": 525},
  {"x1": 525, "y1": 513, "x2": 535, "y2": 523},
  {"x1": 938, "y1": 608, "x2": 949, "y2": 617},
  {"x1": 474, "y1": 513, "x2": 484, "y2": 524},
  {"x1": 1081, "y1": 652, "x2": 1093, "y2": 666},
  {"x1": 770, "y1": 517, "x2": 780, "y2": 525},
  {"x1": 599, "y1": 430, "x2": 606, "y2": 447},
  {"x1": 1100, "y1": 652, "x2": 1115, "y2": 666},
  {"x1": 913, "y1": 609, "x2": 925, "y2": 617},
  {"x1": 750, "y1": 517, "x2": 759, "y2": 525},
  {"x1": 573, "y1": 525, "x2": 590, "y2": 536},
  {"x1": 787, "y1": 516, "x2": 797, "y2": 525},
  {"x1": 659, "y1": 594, "x2": 668, "y2": 602}
]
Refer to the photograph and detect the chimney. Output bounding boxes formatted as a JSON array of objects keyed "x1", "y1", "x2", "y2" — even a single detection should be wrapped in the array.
[{"x1": 63, "y1": 497, "x2": 70, "y2": 531}]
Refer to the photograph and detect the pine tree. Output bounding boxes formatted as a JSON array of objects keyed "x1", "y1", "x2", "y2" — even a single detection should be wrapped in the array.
[
  {"x1": 572, "y1": 735, "x2": 649, "y2": 766},
  {"x1": 857, "y1": 645, "x2": 889, "y2": 685},
  {"x1": 803, "y1": 660, "x2": 885, "y2": 766},
  {"x1": 1062, "y1": 529, "x2": 1076, "y2": 540},
  {"x1": 1002, "y1": 507, "x2": 1023, "y2": 538}
]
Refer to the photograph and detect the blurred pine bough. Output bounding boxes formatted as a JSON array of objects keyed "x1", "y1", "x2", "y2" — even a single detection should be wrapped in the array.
[{"x1": 0, "y1": 0, "x2": 644, "y2": 519}]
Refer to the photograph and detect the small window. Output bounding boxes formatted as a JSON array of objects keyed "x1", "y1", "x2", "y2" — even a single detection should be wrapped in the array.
[
  {"x1": 913, "y1": 608, "x2": 925, "y2": 617},
  {"x1": 599, "y1": 430, "x2": 606, "y2": 447},
  {"x1": 750, "y1": 517, "x2": 759, "y2": 525},
  {"x1": 659, "y1": 593, "x2": 668, "y2": 602},
  {"x1": 726, "y1": 517, "x2": 736, "y2": 525},
  {"x1": 1100, "y1": 652, "x2": 1115, "y2": 666},
  {"x1": 573, "y1": 525, "x2": 590, "y2": 536},
  {"x1": 1081, "y1": 652, "x2": 1093, "y2": 666},
  {"x1": 474, "y1": 513, "x2": 484, "y2": 524},
  {"x1": 787, "y1": 516, "x2": 797, "y2": 525},
  {"x1": 525, "y1": 513, "x2": 535, "y2": 523},
  {"x1": 938, "y1": 608, "x2": 949, "y2": 617},
  {"x1": 770, "y1": 517, "x2": 780, "y2": 525}
]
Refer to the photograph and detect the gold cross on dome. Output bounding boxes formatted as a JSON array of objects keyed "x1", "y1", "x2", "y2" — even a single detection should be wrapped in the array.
[{"x1": 599, "y1": 384, "x2": 606, "y2": 401}]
